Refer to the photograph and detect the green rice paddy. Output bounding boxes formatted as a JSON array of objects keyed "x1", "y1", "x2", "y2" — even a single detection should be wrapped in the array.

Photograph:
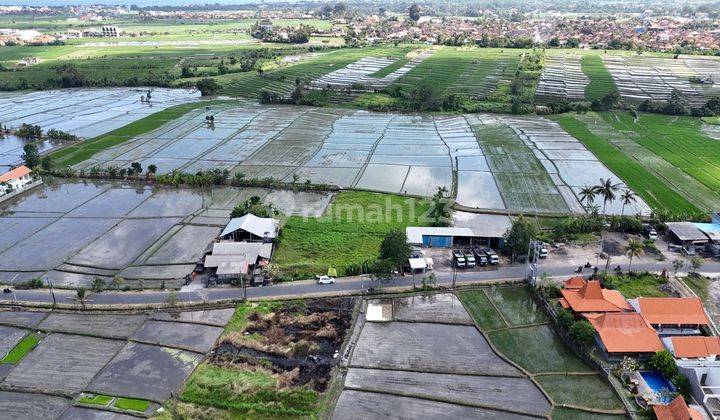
[
  {"x1": 457, "y1": 286, "x2": 625, "y2": 415},
  {"x1": 0, "y1": 333, "x2": 40, "y2": 364},
  {"x1": 581, "y1": 54, "x2": 619, "y2": 102},
  {"x1": 551, "y1": 113, "x2": 702, "y2": 214}
]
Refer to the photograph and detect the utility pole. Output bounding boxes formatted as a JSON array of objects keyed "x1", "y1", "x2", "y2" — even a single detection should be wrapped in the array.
[
  {"x1": 48, "y1": 280, "x2": 56, "y2": 308},
  {"x1": 527, "y1": 240, "x2": 542, "y2": 286},
  {"x1": 451, "y1": 247, "x2": 457, "y2": 289}
]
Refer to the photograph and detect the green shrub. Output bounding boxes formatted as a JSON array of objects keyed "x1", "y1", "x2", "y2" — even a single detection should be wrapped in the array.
[
  {"x1": 569, "y1": 320, "x2": 596, "y2": 346},
  {"x1": 649, "y1": 350, "x2": 678, "y2": 379}
]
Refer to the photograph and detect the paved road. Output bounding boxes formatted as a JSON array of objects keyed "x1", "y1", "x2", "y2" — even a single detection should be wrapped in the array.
[{"x1": 3, "y1": 259, "x2": 719, "y2": 307}]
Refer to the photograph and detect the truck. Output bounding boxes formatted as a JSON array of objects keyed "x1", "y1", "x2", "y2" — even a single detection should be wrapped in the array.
[
  {"x1": 482, "y1": 247, "x2": 499, "y2": 265},
  {"x1": 463, "y1": 250, "x2": 476, "y2": 268},
  {"x1": 473, "y1": 248, "x2": 488, "y2": 266},
  {"x1": 452, "y1": 249, "x2": 466, "y2": 268}
]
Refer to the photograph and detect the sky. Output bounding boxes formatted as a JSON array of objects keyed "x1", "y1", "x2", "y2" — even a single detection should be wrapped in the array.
[{"x1": 6, "y1": 0, "x2": 292, "y2": 6}]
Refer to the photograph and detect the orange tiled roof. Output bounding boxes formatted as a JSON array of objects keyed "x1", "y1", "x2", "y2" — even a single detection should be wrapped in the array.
[
  {"x1": 564, "y1": 276, "x2": 586, "y2": 290},
  {"x1": 671, "y1": 336, "x2": 720, "y2": 359},
  {"x1": 0, "y1": 165, "x2": 31, "y2": 183},
  {"x1": 587, "y1": 312, "x2": 663, "y2": 354},
  {"x1": 561, "y1": 280, "x2": 632, "y2": 313},
  {"x1": 653, "y1": 395, "x2": 703, "y2": 420},
  {"x1": 637, "y1": 298, "x2": 710, "y2": 326}
]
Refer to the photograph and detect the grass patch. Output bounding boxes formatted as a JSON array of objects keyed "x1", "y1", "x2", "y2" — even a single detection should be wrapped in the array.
[
  {"x1": 77, "y1": 393, "x2": 112, "y2": 406},
  {"x1": 457, "y1": 290, "x2": 507, "y2": 330},
  {"x1": 602, "y1": 273, "x2": 669, "y2": 298},
  {"x1": 551, "y1": 113, "x2": 699, "y2": 214},
  {"x1": 537, "y1": 374, "x2": 624, "y2": 410},
  {"x1": 48, "y1": 99, "x2": 235, "y2": 167},
  {"x1": 273, "y1": 191, "x2": 432, "y2": 279},
  {"x1": 581, "y1": 54, "x2": 618, "y2": 102},
  {"x1": 702, "y1": 116, "x2": 720, "y2": 125},
  {"x1": 352, "y1": 92, "x2": 402, "y2": 110},
  {"x1": 484, "y1": 285, "x2": 549, "y2": 326},
  {"x1": 114, "y1": 397, "x2": 151, "y2": 412},
  {"x1": 223, "y1": 301, "x2": 283, "y2": 336},
  {"x1": 488, "y1": 325, "x2": 592, "y2": 373},
  {"x1": 683, "y1": 274, "x2": 711, "y2": 302},
  {"x1": 0, "y1": 333, "x2": 40, "y2": 364},
  {"x1": 551, "y1": 407, "x2": 626, "y2": 420},
  {"x1": 180, "y1": 363, "x2": 319, "y2": 417}
]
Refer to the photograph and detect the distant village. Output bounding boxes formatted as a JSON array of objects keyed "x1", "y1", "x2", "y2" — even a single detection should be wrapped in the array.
[{"x1": 0, "y1": 4, "x2": 719, "y2": 52}]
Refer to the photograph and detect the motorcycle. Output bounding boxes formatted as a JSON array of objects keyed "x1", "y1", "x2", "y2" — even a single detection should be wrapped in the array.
[{"x1": 574, "y1": 266, "x2": 583, "y2": 274}]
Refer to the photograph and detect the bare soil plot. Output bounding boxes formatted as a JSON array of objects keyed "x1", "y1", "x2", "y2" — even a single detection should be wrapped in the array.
[
  {"x1": 350, "y1": 322, "x2": 521, "y2": 376},
  {"x1": 344, "y1": 367, "x2": 551, "y2": 416},
  {"x1": 150, "y1": 308, "x2": 235, "y2": 327},
  {"x1": 333, "y1": 390, "x2": 538, "y2": 420},
  {"x1": 0, "y1": 391, "x2": 70, "y2": 419},
  {"x1": 0, "y1": 310, "x2": 47, "y2": 328},
  {"x1": 131, "y1": 320, "x2": 223, "y2": 353},
  {"x1": 0, "y1": 326, "x2": 27, "y2": 355},
  {"x1": 88, "y1": 342, "x2": 202, "y2": 402},
  {"x1": 38, "y1": 313, "x2": 146, "y2": 339},
  {"x1": 215, "y1": 297, "x2": 356, "y2": 392},
  {"x1": 59, "y1": 407, "x2": 138, "y2": 420},
  {"x1": 390, "y1": 294, "x2": 474, "y2": 325},
  {"x1": 4, "y1": 334, "x2": 124, "y2": 393}
]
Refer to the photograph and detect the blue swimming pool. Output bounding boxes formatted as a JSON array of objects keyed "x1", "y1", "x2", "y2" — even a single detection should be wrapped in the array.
[{"x1": 641, "y1": 371, "x2": 675, "y2": 403}]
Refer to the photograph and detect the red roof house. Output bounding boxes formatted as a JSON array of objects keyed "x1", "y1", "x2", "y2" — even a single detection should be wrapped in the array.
[{"x1": 560, "y1": 279, "x2": 632, "y2": 314}]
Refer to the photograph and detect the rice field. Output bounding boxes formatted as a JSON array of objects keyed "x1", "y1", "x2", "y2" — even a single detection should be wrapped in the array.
[
  {"x1": 603, "y1": 55, "x2": 720, "y2": 107},
  {"x1": 392, "y1": 47, "x2": 523, "y2": 99},
  {"x1": 551, "y1": 112, "x2": 701, "y2": 214},
  {"x1": 0, "y1": 180, "x2": 332, "y2": 287},
  {"x1": 457, "y1": 286, "x2": 625, "y2": 415},
  {"x1": 536, "y1": 54, "x2": 589, "y2": 102},
  {"x1": 581, "y1": 54, "x2": 619, "y2": 102}
]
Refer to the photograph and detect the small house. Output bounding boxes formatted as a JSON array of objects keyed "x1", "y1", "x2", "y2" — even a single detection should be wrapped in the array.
[
  {"x1": 0, "y1": 165, "x2": 34, "y2": 193},
  {"x1": 630, "y1": 297, "x2": 711, "y2": 336},
  {"x1": 653, "y1": 395, "x2": 704, "y2": 420}
]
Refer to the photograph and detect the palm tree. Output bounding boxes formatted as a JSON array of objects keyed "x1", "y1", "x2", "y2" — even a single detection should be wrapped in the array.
[
  {"x1": 594, "y1": 178, "x2": 622, "y2": 215},
  {"x1": 620, "y1": 189, "x2": 637, "y2": 216},
  {"x1": 579, "y1": 186, "x2": 596, "y2": 212},
  {"x1": 626, "y1": 239, "x2": 643, "y2": 272}
]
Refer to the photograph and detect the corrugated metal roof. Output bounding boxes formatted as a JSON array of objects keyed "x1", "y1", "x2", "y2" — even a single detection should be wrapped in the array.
[
  {"x1": 220, "y1": 214, "x2": 279, "y2": 239},
  {"x1": 666, "y1": 222, "x2": 708, "y2": 242},
  {"x1": 694, "y1": 223, "x2": 720, "y2": 242},
  {"x1": 406, "y1": 227, "x2": 475, "y2": 244}
]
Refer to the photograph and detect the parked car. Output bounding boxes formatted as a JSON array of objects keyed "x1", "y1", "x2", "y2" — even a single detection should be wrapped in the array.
[
  {"x1": 644, "y1": 224, "x2": 658, "y2": 240},
  {"x1": 316, "y1": 275, "x2": 335, "y2": 284},
  {"x1": 539, "y1": 246, "x2": 548, "y2": 259},
  {"x1": 464, "y1": 251, "x2": 476, "y2": 268},
  {"x1": 452, "y1": 250, "x2": 466, "y2": 268}
]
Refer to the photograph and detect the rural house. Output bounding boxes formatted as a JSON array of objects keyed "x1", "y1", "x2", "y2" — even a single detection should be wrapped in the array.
[
  {"x1": 0, "y1": 165, "x2": 35, "y2": 195},
  {"x1": 629, "y1": 298, "x2": 710, "y2": 336},
  {"x1": 585, "y1": 312, "x2": 663, "y2": 360},
  {"x1": 653, "y1": 395, "x2": 704, "y2": 420},
  {"x1": 559, "y1": 279, "x2": 632, "y2": 315}
]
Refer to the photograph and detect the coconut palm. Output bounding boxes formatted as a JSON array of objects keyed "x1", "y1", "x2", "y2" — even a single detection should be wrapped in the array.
[
  {"x1": 620, "y1": 189, "x2": 637, "y2": 216},
  {"x1": 579, "y1": 186, "x2": 596, "y2": 211},
  {"x1": 594, "y1": 178, "x2": 622, "y2": 215},
  {"x1": 626, "y1": 239, "x2": 643, "y2": 272}
]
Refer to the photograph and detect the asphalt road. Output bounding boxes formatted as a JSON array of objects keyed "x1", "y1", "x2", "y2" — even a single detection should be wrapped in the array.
[{"x1": 3, "y1": 259, "x2": 719, "y2": 308}]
